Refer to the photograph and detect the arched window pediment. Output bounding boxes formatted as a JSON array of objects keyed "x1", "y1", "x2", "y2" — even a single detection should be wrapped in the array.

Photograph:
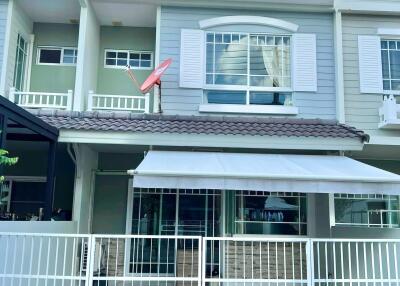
[{"x1": 199, "y1": 16, "x2": 299, "y2": 32}]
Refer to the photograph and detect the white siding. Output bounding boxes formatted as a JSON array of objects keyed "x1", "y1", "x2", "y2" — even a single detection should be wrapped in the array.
[
  {"x1": 159, "y1": 7, "x2": 336, "y2": 119},
  {"x1": 0, "y1": 0, "x2": 8, "y2": 82},
  {"x1": 342, "y1": 14, "x2": 400, "y2": 137},
  {"x1": 1, "y1": 0, "x2": 33, "y2": 96}
]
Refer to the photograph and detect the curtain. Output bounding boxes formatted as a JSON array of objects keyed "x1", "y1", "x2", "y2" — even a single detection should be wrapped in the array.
[{"x1": 261, "y1": 46, "x2": 281, "y2": 87}]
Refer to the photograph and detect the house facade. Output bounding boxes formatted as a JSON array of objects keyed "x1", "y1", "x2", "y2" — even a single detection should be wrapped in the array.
[{"x1": 0, "y1": 0, "x2": 400, "y2": 286}]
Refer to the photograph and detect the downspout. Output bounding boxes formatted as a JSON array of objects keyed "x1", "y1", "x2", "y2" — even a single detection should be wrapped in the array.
[{"x1": 334, "y1": 8, "x2": 345, "y2": 124}]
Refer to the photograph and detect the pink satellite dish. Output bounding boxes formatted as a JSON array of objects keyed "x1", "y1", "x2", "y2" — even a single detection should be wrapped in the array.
[
  {"x1": 125, "y1": 58, "x2": 172, "y2": 113},
  {"x1": 140, "y1": 58, "x2": 172, "y2": 93}
]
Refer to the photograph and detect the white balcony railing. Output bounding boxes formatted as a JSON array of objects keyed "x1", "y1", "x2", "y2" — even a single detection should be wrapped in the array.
[
  {"x1": 88, "y1": 90, "x2": 150, "y2": 113},
  {"x1": 9, "y1": 87, "x2": 73, "y2": 110},
  {"x1": 379, "y1": 95, "x2": 400, "y2": 129},
  {"x1": 2, "y1": 233, "x2": 400, "y2": 286}
]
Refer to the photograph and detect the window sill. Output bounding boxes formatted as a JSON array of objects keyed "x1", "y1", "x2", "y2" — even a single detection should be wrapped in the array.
[{"x1": 199, "y1": 104, "x2": 299, "y2": 115}]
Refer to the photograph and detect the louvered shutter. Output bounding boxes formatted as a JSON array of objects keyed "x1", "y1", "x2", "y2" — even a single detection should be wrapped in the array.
[
  {"x1": 179, "y1": 29, "x2": 205, "y2": 88},
  {"x1": 358, "y1": 35, "x2": 383, "y2": 94},
  {"x1": 292, "y1": 33, "x2": 317, "y2": 92}
]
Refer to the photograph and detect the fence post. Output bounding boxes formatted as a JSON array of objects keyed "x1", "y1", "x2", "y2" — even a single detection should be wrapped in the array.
[
  {"x1": 87, "y1": 91, "x2": 94, "y2": 111},
  {"x1": 66, "y1": 90, "x2": 73, "y2": 110},
  {"x1": 306, "y1": 239, "x2": 314, "y2": 286},
  {"x1": 201, "y1": 237, "x2": 206, "y2": 286},
  {"x1": 9, "y1": 87, "x2": 16, "y2": 103},
  {"x1": 86, "y1": 235, "x2": 96, "y2": 286}
]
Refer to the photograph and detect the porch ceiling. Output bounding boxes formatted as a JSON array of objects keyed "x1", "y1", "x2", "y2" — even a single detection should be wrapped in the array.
[
  {"x1": 92, "y1": 2, "x2": 157, "y2": 27},
  {"x1": 18, "y1": 0, "x2": 81, "y2": 24}
]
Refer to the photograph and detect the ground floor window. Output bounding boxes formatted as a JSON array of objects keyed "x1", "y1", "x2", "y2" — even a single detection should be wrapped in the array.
[
  {"x1": 334, "y1": 194, "x2": 400, "y2": 228},
  {"x1": 233, "y1": 191, "x2": 307, "y2": 235},
  {"x1": 129, "y1": 188, "x2": 222, "y2": 237},
  {"x1": 0, "y1": 177, "x2": 46, "y2": 220}
]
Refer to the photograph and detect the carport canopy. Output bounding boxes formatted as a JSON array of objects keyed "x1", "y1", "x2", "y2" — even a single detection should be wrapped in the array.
[{"x1": 129, "y1": 151, "x2": 400, "y2": 195}]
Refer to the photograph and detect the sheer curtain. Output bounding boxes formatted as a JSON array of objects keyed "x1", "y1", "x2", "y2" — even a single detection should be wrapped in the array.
[{"x1": 261, "y1": 46, "x2": 281, "y2": 87}]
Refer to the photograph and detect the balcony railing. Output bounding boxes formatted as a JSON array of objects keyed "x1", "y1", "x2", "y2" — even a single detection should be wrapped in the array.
[
  {"x1": 88, "y1": 91, "x2": 150, "y2": 113},
  {"x1": 1, "y1": 233, "x2": 400, "y2": 286},
  {"x1": 379, "y1": 94, "x2": 400, "y2": 129},
  {"x1": 9, "y1": 87, "x2": 73, "y2": 110}
]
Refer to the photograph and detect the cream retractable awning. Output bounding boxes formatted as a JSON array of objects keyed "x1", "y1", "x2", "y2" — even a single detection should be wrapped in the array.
[{"x1": 130, "y1": 151, "x2": 400, "y2": 195}]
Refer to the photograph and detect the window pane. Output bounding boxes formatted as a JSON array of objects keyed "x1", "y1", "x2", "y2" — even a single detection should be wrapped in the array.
[
  {"x1": 64, "y1": 49, "x2": 75, "y2": 56},
  {"x1": 129, "y1": 53, "x2": 140, "y2": 60},
  {"x1": 249, "y1": 92, "x2": 287, "y2": 105},
  {"x1": 106, "y1": 51, "x2": 116, "y2": 58},
  {"x1": 63, "y1": 56, "x2": 75, "y2": 64},
  {"x1": 206, "y1": 44, "x2": 214, "y2": 73},
  {"x1": 389, "y1": 50, "x2": 400, "y2": 79},
  {"x1": 141, "y1": 60, "x2": 151, "y2": 68},
  {"x1": 214, "y1": 74, "x2": 247, "y2": 85},
  {"x1": 382, "y1": 50, "x2": 390, "y2": 79},
  {"x1": 129, "y1": 59, "x2": 140, "y2": 67},
  {"x1": 141, "y1": 53, "x2": 151, "y2": 60},
  {"x1": 118, "y1": 52, "x2": 128, "y2": 59},
  {"x1": 391, "y1": 80, "x2": 400, "y2": 90},
  {"x1": 117, "y1": 59, "x2": 127, "y2": 66},
  {"x1": 206, "y1": 90, "x2": 246, "y2": 104},
  {"x1": 381, "y1": 41, "x2": 388, "y2": 49},
  {"x1": 106, "y1": 58, "x2": 116, "y2": 65},
  {"x1": 39, "y1": 49, "x2": 61, "y2": 64},
  {"x1": 250, "y1": 35, "x2": 291, "y2": 88},
  {"x1": 383, "y1": 80, "x2": 391, "y2": 90}
]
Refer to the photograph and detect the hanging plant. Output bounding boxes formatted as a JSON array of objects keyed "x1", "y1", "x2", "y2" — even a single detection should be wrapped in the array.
[{"x1": 0, "y1": 149, "x2": 18, "y2": 182}]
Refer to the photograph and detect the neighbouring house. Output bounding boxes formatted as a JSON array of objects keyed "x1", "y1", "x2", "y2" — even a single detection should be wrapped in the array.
[{"x1": 0, "y1": 0, "x2": 400, "y2": 286}]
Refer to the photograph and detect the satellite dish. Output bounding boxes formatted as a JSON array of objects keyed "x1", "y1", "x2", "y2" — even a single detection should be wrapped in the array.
[
  {"x1": 125, "y1": 58, "x2": 172, "y2": 113},
  {"x1": 140, "y1": 58, "x2": 172, "y2": 93}
]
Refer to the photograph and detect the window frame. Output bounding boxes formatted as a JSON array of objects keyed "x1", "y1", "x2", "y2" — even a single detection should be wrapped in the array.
[
  {"x1": 203, "y1": 31, "x2": 293, "y2": 106},
  {"x1": 104, "y1": 49, "x2": 154, "y2": 70},
  {"x1": 36, "y1": 46, "x2": 78, "y2": 66}
]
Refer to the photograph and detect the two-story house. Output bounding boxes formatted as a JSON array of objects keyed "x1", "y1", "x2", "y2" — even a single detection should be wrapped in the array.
[{"x1": 1, "y1": 0, "x2": 400, "y2": 286}]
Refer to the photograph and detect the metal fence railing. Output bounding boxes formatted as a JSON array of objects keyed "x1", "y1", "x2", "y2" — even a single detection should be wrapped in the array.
[{"x1": 1, "y1": 233, "x2": 400, "y2": 286}]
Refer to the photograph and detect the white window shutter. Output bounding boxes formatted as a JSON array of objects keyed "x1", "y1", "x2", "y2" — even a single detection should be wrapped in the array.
[
  {"x1": 358, "y1": 35, "x2": 383, "y2": 94},
  {"x1": 292, "y1": 33, "x2": 317, "y2": 92},
  {"x1": 179, "y1": 29, "x2": 205, "y2": 88}
]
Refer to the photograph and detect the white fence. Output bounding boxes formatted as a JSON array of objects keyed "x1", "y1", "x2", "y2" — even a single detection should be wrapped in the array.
[
  {"x1": 88, "y1": 91, "x2": 150, "y2": 113},
  {"x1": 1, "y1": 233, "x2": 400, "y2": 286},
  {"x1": 9, "y1": 88, "x2": 73, "y2": 110},
  {"x1": 0, "y1": 233, "x2": 90, "y2": 286},
  {"x1": 379, "y1": 94, "x2": 400, "y2": 129}
]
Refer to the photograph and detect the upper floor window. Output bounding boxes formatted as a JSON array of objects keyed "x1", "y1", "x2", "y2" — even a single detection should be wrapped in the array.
[
  {"x1": 37, "y1": 47, "x2": 78, "y2": 65},
  {"x1": 13, "y1": 34, "x2": 28, "y2": 91},
  {"x1": 205, "y1": 32, "x2": 292, "y2": 105},
  {"x1": 381, "y1": 39, "x2": 400, "y2": 91},
  {"x1": 334, "y1": 193, "x2": 400, "y2": 228},
  {"x1": 104, "y1": 50, "x2": 153, "y2": 70}
]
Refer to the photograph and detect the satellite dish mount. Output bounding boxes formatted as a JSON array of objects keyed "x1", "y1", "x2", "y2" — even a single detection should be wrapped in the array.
[{"x1": 126, "y1": 58, "x2": 172, "y2": 114}]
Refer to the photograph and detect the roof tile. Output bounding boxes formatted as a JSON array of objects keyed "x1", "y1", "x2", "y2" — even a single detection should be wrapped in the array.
[{"x1": 29, "y1": 110, "x2": 369, "y2": 142}]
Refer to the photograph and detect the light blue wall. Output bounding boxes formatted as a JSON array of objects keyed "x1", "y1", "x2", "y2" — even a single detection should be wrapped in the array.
[
  {"x1": 159, "y1": 7, "x2": 336, "y2": 119},
  {"x1": 0, "y1": 0, "x2": 8, "y2": 82}
]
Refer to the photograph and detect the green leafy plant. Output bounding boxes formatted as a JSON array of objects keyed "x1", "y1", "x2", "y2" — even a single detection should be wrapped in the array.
[{"x1": 0, "y1": 149, "x2": 18, "y2": 182}]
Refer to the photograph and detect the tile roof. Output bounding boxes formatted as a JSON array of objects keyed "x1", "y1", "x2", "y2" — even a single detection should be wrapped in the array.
[{"x1": 29, "y1": 110, "x2": 369, "y2": 142}]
